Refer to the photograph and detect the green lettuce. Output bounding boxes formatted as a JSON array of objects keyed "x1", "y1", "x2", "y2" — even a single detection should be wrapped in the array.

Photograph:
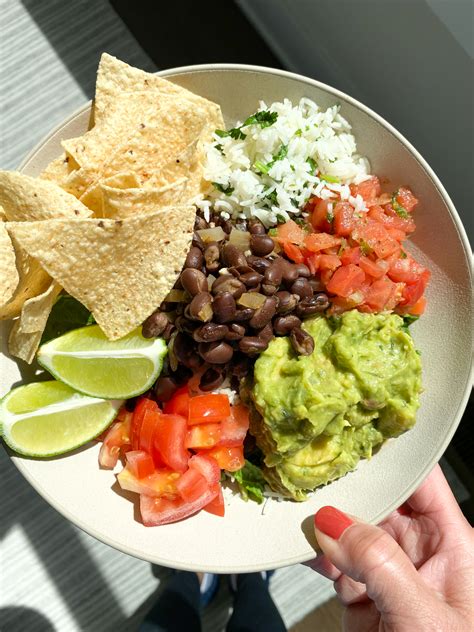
[
  {"x1": 41, "y1": 295, "x2": 95, "y2": 344},
  {"x1": 232, "y1": 460, "x2": 266, "y2": 504}
]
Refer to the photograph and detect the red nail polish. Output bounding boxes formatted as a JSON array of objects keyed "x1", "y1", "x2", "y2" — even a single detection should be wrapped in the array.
[{"x1": 314, "y1": 506, "x2": 353, "y2": 540}]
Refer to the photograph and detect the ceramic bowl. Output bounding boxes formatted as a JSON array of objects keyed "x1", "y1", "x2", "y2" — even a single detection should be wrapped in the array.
[{"x1": 1, "y1": 65, "x2": 472, "y2": 572}]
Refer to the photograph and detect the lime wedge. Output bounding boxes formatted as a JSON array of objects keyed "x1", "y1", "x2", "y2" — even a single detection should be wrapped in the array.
[
  {"x1": 37, "y1": 325, "x2": 167, "y2": 399},
  {"x1": 0, "y1": 381, "x2": 121, "y2": 457}
]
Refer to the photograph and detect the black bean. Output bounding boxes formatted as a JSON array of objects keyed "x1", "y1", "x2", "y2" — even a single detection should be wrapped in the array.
[
  {"x1": 264, "y1": 259, "x2": 283, "y2": 286},
  {"x1": 217, "y1": 218, "x2": 233, "y2": 234},
  {"x1": 240, "y1": 271, "x2": 263, "y2": 288},
  {"x1": 261, "y1": 283, "x2": 278, "y2": 296},
  {"x1": 225, "y1": 323, "x2": 246, "y2": 341},
  {"x1": 212, "y1": 274, "x2": 245, "y2": 298},
  {"x1": 291, "y1": 278, "x2": 313, "y2": 300},
  {"x1": 222, "y1": 243, "x2": 247, "y2": 268},
  {"x1": 212, "y1": 292, "x2": 236, "y2": 323},
  {"x1": 198, "y1": 340, "x2": 234, "y2": 364},
  {"x1": 247, "y1": 256, "x2": 271, "y2": 274},
  {"x1": 239, "y1": 336, "x2": 269, "y2": 355},
  {"x1": 249, "y1": 297, "x2": 277, "y2": 329},
  {"x1": 231, "y1": 353, "x2": 251, "y2": 378},
  {"x1": 180, "y1": 268, "x2": 208, "y2": 296},
  {"x1": 173, "y1": 332, "x2": 201, "y2": 369},
  {"x1": 281, "y1": 261, "x2": 299, "y2": 284},
  {"x1": 295, "y1": 263, "x2": 311, "y2": 278},
  {"x1": 256, "y1": 323, "x2": 274, "y2": 342},
  {"x1": 184, "y1": 246, "x2": 204, "y2": 270},
  {"x1": 274, "y1": 314, "x2": 301, "y2": 335},
  {"x1": 248, "y1": 220, "x2": 266, "y2": 235},
  {"x1": 175, "y1": 316, "x2": 200, "y2": 334},
  {"x1": 309, "y1": 278, "x2": 326, "y2": 293},
  {"x1": 204, "y1": 242, "x2": 220, "y2": 271},
  {"x1": 275, "y1": 291, "x2": 299, "y2": 314},
  {"x1": 296, "y1": 294, "x2": 330, "y2": 317},
  {"x1": 192, "y1": 232, "x2": 205, "y2": 251},
  {"x1": 188, "y1": 292, "x2": 213, "y2": 321},
  {"x1": 194, "y1": 216, "x2": 208, "y2": 230},
  {"x1": 154, "y1": 376, "x2": 178, "y2": 402},
  {"x1": 234, "y1": 307, "x2": 255, "y2": 322},
  {"x1": 162, "y1": 322, "x2": 175, "y2": 341},
  {"x1": 158, "y1": 301, "x2": 175, "y2": 313},
  {"x1": 193, "y1": 322, "x2": 229, "y2": 343},
  {"x1": 250, "y1": 234, "x2": 274, "y2": 257},
  {"x1": 142, "y1": 311, "x2": 169, "y2": 338},
  {"x1": 290, "y1": 327, "x2": 315, "y2": 355},
  {"x1": 199, "y1": 367, "x2": 225, "y2": 391},
  {"x1": 171, "y1": 364, "x2": 193, "y2": 385}
]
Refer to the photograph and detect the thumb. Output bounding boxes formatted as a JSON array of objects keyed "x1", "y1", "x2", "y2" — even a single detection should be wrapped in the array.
[{"x1": 314, "y1": 506, "x2": 435, "y2": 618}]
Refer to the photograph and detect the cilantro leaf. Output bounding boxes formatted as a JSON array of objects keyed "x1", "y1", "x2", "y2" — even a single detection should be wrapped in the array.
[
  {"x1": 232, "y1": 460, "x2": 266, "y2": 504},
  {"x1": 265, "y1": 190, "x2": 278, "y2": 206},
  {"x1": 391, "y1": 191, "x2": 409, "y2": 218},
  {"x1": 359, "y1": 239, "x2": 373, "y2": 256},
  {"x1": 402, "y1": 314, "x2": 420, "y2": 329},
  {"x1": 253, "y1": 160, "x2": 270, "y2": 175},
  {"x1": 243, "y1": 110, "x2": 278, "y2": 128},
  {"x1": 212, "y1": 182, "x2": 234, "y2": 196},
  {"x1": 215, "y1": 127, "x2": 247, "y2": 140},
  {"x1": 306, "y1": 157, "x2": 317, "y2": 172},
  {"x1": 320, "y1": 173, "x2": 340, "y2": 183},
  {"x1": 41, "y1": 294, "x2": 95, "y2": 344},
  {"x1": 273, "y1": 144, "x2": 288, "y2": 162}
]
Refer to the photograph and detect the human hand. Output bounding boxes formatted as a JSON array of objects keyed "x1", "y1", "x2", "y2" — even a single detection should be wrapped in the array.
[{"x1": 310, "y1": 465, "x2": 474, "y2": 631}]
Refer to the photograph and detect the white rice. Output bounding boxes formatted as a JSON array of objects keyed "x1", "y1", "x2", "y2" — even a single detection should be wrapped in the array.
[{"x1": 198, "y1": 97, "x2": 371, "y2": 227}]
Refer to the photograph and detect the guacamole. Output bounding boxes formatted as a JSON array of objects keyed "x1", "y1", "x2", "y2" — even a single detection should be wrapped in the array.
[{"x1": 249, "y1": 311, "x2": 422, "y2": 500}]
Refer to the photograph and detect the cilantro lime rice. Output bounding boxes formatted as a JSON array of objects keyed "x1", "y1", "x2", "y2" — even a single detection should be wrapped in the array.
[{"x1": 198, "y1": 97, "x2": 370, "y2": 226}]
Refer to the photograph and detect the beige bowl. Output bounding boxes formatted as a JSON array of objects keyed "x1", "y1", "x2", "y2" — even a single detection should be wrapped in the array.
[{"x1": 1, "y1": 65, "x2": 472, "y2": 572}]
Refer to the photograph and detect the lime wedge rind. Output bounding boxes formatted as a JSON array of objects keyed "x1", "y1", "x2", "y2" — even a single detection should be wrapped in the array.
[
  {"x1": 0, "y1": 382, "x2": 123, "y2": 458},
  {"x1": 36, "y1": 325, "x2": 167, "y2": 400}
]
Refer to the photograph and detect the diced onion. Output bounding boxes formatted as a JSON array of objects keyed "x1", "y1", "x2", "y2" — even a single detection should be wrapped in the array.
[
  {"x1": 164, "y1": 289, "x2": 187, "y2": 302},
  {"x1": 197, "y1": 226, "x2": 226, "y2": 243},
  {"x1": 238, "y1": 292, "x2": 266, "y2": 309},
  {"x1": 228, "y1": 228, "x2": 251, "y2": 251},
  {"x1": 207, "y1": 274, "x2": 216, "y2": 290},
  {"x1": 348, "y1": 291, "x2": 364, "y2": 305}
]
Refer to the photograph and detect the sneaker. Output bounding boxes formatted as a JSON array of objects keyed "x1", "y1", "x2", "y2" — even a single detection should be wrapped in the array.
[
  {"x1": 229, "y1": 571, "x2": 275, "y2": 593},
  {"x1": 200, "y1": 573, "x2": 220, "y2": 607}
]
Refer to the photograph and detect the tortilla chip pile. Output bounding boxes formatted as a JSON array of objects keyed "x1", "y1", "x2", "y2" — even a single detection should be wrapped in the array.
[{"x1": 0, "y1": 54, "x2": 223, "y2": 362}]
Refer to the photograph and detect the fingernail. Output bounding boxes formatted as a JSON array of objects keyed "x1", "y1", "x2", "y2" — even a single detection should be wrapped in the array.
[{"x1": 314, "y1": 506, "x2": 353, "y2": 540}]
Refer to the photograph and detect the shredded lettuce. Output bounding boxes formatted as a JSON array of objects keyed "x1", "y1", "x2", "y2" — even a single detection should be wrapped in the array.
[{"x1": 232, "y1": 460, "x2": 266, "y2": 504}]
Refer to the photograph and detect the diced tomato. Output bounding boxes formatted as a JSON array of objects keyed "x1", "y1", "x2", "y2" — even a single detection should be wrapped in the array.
[
  {"x1": 188, "y1": 393, "x2": 231, "y2": 425},
  {"x1": 98, "y1": 410, "x2": 132, "y2": 469},
  {"x1": 188, "y1": 453, "x2": 220, "y2": 486},
  {"x1": 283, "y1": 241, "x2": 305, "y2": 263},
  {"x1": 364, "y1": 276, "x2": 399, "y2": 311},
  {"x1": 306, "y1": 254, "x2": 321, "y2": 275},
  {"x1": 355, "y1": 222, "x2": 400, "y2": 259},
  {"x1": 219, "y1": 404, "x2": 249, "y2": 447},
  {"x1": 350, "y1": 176, "x2": 381, "y2": 201},
  {"x1": 140, "y1": 485, "x2": 219, "y2": 526},
  {"x1": 334, "y1": 202, "x2": 358, "y2": 237},
  {"x1": 304, "y1": 232, "x2": 341, "y2": 253},
  {"x1": 276, "y1": 220, "x2": 306, "y2": 245},
  {"x1": 185, "y1": 423, "x2": 221, "y2": 449},
  {"x1": 400, "y1": 270, "x2": 430, "y2": 307},
  {"x1": 131, "y1": 397, "x2": 158, "y2": 450},
  {"x1": 318, "y1": 254, "x2": 342, "y2": 271},
  {"x1": 326, "y1": 264, "x2": 365, "y2": 298},
  {"x1": 385, "y1": 227, "x2": 406, "y2": 242},
  {"x1": 175, "y1": 468, "x2": 209, "y2": 503},
  {"x1": 404, "y1": 296, "x2": 427, "y2": 315},
  {"x1": 125, "y1": 450, "x2": 155, "y2": 479},
  {"x1": 117, "y1": 465, "x2": 180, "y2": 498},
  {"x1": 387, "y1": 256, "x2": 427, "y2": 284},
  {"x1": 359, "y1": 256, "x2": 387, "y2": 279},
  {"x1": 309, "y1": 198, "x2": 333, "y2": 233},
  {"x1": 163, "y1": 385, "x2": 190, "y2": 418},
  {"x1": 204, "y1": 484, "x2": 225, "y2": 517},
  {"x1": 369, "y1": 204, "x2": 415, "y2": 234},
  {"x1": 340, "y1": 246, "x2": 361, "y2": 266},
  {"x1": 139, "y1": 408, "x2": 162, "y2": 457},
  {"x1": 327, "y1": 295, "x2": 361, "y2": 314},
  {"x1": 206, "y1": 445, "x2": 245, "y2": 472},
  {"x1": 395, "y1": 187, "x2": 418, "y2": 212},
  {"x1": 154, "y1": 413, "x2": 189, "y2": 472}
]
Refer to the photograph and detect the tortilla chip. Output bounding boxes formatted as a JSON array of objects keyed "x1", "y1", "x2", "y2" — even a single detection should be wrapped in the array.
[
  {"x1": 0, "y1": 222, "x2": 19, "y2": 307},
  {"x1": 8, "y1": 282, "x2": 62, "y2": 363},
  {"x1": 0, "y1": 171, "x2": 91, "y2": 319},
  {"x1": 95, "y1": 53, "x2": 224, "y2": 133},
  {"x1": 40, "y1": 154, "x2": 80, "y2": 187},
  {"x1": 7, "y1": 206, "x2": 196, "y2": 340},
  {"x1": 0, "y1": 171, "x2": 92, "y2": 221},
  {"x1": 100, "y1": 178, "x2": 188, "y2": 218}
]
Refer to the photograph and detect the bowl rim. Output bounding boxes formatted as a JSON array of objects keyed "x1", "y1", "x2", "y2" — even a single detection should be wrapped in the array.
[{"x1": 11, "y1": 62, "x2": 473, "y2": 572}]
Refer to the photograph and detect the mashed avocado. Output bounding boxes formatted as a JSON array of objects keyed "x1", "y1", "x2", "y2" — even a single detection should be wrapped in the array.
[{"x1": 249, "y1": 311, "x2": 422, "y2": 500}]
